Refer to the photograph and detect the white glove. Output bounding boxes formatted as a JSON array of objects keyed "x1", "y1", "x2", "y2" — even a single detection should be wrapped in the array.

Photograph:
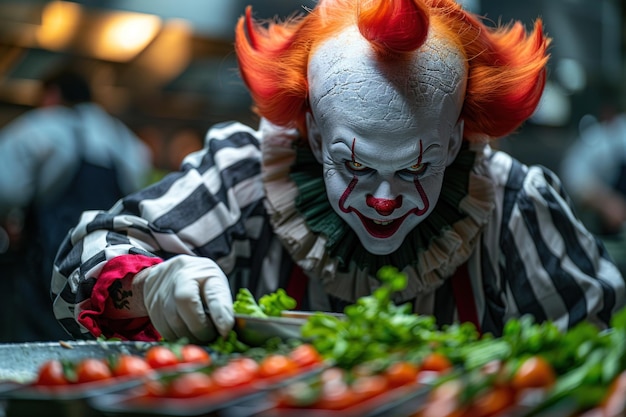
[{"x1": 134, "y1": 255, "x2": 234, "y2": 343}]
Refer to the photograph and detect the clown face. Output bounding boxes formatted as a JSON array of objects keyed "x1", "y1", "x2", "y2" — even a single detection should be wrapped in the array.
[{"x1": 307, "y1": 26, "x2": 467, "y2": 255}]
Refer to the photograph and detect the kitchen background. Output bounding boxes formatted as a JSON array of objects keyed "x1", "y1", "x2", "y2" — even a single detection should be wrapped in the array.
[{"x1": 0, "y1": 0, "x2": 622, "y2": 174}]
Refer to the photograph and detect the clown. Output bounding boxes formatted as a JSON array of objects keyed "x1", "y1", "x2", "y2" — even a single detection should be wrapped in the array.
[{"x1": 52, "y1": 0, "x2": 624, "y2": 342}]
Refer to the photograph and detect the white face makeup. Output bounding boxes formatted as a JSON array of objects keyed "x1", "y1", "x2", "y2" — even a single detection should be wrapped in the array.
[{"x1": 307, "y1": 26, "x2": 467, "y2": 255}]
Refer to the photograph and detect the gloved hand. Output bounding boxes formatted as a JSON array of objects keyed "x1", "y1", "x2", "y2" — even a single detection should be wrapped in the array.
[{"x1": 133, "y1": 254, "x2": 234, "y2": 343}]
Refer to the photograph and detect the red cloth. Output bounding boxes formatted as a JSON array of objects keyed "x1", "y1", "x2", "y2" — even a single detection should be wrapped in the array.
[
  {"x1": 285, "y1": 264, "x2": 309, "y2": 309},
  {"x1": 78, "y1": 254, "x2": 163, "y2": 341},
  {"x1": 451, "y1": 262, "x2": 481, "y2": 334}
]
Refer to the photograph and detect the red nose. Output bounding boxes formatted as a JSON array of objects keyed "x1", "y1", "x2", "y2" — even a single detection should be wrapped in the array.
[{"x1": 366, "y1": 195, "x2": 403, "y2": 216}]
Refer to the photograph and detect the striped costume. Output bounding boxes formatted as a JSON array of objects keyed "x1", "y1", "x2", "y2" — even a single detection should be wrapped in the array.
[{"x1": 51, "y1": 120, "x2": 625, "y2": 340}]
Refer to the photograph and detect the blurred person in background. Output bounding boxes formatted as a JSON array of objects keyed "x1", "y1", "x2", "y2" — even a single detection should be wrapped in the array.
[
  {"x1": 0, "y1": 65, "x2": 152, "y2": 341},
  {"x1": 561, "y1": 97, "x2": 626, "y2": 276},
  {"x1": 136, "y1": 126, "x2": 204, "y2": 185},
  {"x1": 166, "y1": 128, "x2": 203, "y2": 172}
]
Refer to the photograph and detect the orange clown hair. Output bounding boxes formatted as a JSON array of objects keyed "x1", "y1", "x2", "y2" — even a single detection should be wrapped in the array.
[{"x1": 235, "y1": 0, "x2": 551, "y2": 142}]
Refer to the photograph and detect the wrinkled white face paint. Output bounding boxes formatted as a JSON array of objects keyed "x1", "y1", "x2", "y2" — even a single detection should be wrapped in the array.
[{"x1": 307, "y1": 26, "x2": 467, "y2": 255}]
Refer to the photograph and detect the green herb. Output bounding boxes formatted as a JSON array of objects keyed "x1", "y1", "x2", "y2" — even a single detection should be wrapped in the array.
[
  {"x1": 259, "y1": 288, "x2": 297, "y2": 317},
  {"x1": 301, "y1": 266, "x2": 449, "y2": 368},
  {"x1": 209, "y1": 330, "x2": 250, "y2": 354},
  {"x1": 233, "y1": 288, "x2": 266, "y2": 317},
  {"x1": 233, "y1": 288, "x2": 297, "y2": 318}
]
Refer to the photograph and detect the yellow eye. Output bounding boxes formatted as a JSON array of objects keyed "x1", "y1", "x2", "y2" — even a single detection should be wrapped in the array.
[
  {"x1": 347, "y1": 160, "x2": 368, "y2": 171},
  {"x1": 402, "y1": 162, "x2": 427, "y2": 175}
]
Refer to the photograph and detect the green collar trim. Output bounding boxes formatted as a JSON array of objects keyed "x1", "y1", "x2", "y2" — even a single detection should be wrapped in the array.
[
  {"x1": 290, "y1": 141, "x2": 475, "y2": 273},
  {"x1": 260, "y1": 120, "x2": 494, "y2": 301}
]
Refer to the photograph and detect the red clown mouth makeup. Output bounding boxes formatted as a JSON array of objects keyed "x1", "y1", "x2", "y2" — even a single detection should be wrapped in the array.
[
  {"x1": 353, "y1": 209, "x2": 413, "y2": 238},
  {"x1": 336, "y1": 137, "x2": 431, "y2": 240},
  {"x1": 338, "y1": 176, "x2": 431, "y2": 239}
]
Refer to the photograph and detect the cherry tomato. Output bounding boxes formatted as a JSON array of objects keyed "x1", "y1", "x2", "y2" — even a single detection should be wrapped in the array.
[
  {"x1": 601, "y1": 371, "x2": 626, "y2": 416},
  {"x1": 75, "y1": 358, "x2": 113, "y2": 383},
  {"x1": 418, "y1": 380, "x2": 466, "y2": 417},
  {"x1": 167, "y1": 372, "x2": 217, "y2": 398},
  {"x1": 351, "y1": 374, "x2": 388, "y2": 402},
  {"x1": 112, "y1": 355, "x2": 154, "y2": 378},
  {"x1": 385, "y1": 361, "x2": 420, "y2": 387},
  {"x1": 417, "y1": 401, "x2": 469, "y2": 417},
  {"x1": 316, "y1": 379, "x2": 357, "y2": 410},
  {"x1": 179, "y1": 345, "x2": 211, "y2": 365},
  {"x1": 230, "y1": 357, "x2": 259, "y2": 376},
  {"x1": 469, "y1": 386, "x2": 515, "y2": 417},
  {"x1": 275, "y1": 380, "x2": 321, "y2": 408},
  {"x1": 510, "y1": 356, "x2": 556, "y2": 390},
  {"x1": 35, "y1": 360, "x2": 68, "y2": 386},
  {"x1": 320, "y1": 367, "x2": 347, "y2": 384},
  {"x1": 258, "y1": 354, "x2": 299, "y2": 378},
  {"x1": 420, "y1": 352, "x2": 453, "y2": 373},
  {"x1": 289, "y1": 344, "x2": 323, "y2": 368},
  {"x1": 428, "y1": 379, "x2": 463, "y2": 403},
  {"x1": 212, "y1": 362, "x2": 255, "y2": 388},
  {"x1": 144, "y1": 379, "x2": 167, "y2": 397},
  {"x1": 145, "y1": 346, "x2": 179, "y2": 369}
]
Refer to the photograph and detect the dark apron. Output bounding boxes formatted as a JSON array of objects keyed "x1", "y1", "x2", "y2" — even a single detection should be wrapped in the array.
[{"x1": 1, "y1": 129, "x2": 124, "y2": 342}]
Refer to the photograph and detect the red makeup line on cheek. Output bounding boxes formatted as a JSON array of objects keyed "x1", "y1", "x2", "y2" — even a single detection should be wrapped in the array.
[
  {"x1": 412, "y1": 140, "x2": 428, "y2": 215},
  {"x1": 413, "y1": 177, "x2": 429, "y2": 215},
  {"x1": 339, "y1": 137, "x2": 359, "y2": 213},
  {"x1": 339, "y1": 176, "x2": 358, "y2": 213}
]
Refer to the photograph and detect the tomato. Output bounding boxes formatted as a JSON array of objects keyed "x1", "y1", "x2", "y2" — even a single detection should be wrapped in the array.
[
  {"x1": 510, "y1": 356, "x2": 556, "y2": 391},
  {"x1": 276, "y1": 380, "x2": 321, "y2": 408},
  {"x1": 469, "y1": 386, "x2": 515, "y2": 417},
  {"x1": 310, "y1": 367, "x2": 359, "y2": 410},
  {"x1": 144, "y1": 378, "x2": 167, "y2": 397},
  {"x1": 420, "y1": 352, "x2": 453, "y2": 373},
  {"x1": 35, "y1": 360, "x2": 68, "y2": 386},
  {"x1": 230, "y1": 357, "x2": 259, "y2": 376},
  {"x1": 258, "y1": 354, "x2": 299, "y2": 378},
  {"x1": 385, "y1": 361, "x2": 420, "y2": 387},
  {"x1": 600, "y1": 371, "x2": 626, "y2": 416},
  {"x1": 212, "y1": 362, "x2": 255, "y2": 388},
  {"x1": 320, "y1": 367, "x2": 347, "y2": 384},
  {"x1": 418, "y1": 380, "x2": 466, "y2": 417},
  {"x1": 316, "y1": 379, "x2": 357, "y2": 410},
  {"x1": 351, "y1": 374, "x2": 388, "y2": 401},
  {"x1": 75, "y1": 358, "x2": 113, "y2": 383},
  {"x1": 167, "y1": 372, "x2": 217, "y2": 398},
  {"x1": 428, "y1": 379, "x2": 463, "y2": 403},
  {"x1": 417, "y1": 402, "x2": 469, "y2": 417},
  {"x1": 145, "y1": 346, "x2": 179, "y2": 369},
  {"x1": 179, "y1": 345, "x2": 211, "y2": 366},
  {"x1": 112, "y1": 355, "x2": 154, "y2": 378},
  {"x1": 289, "y1": 344, "x2": 323, "y2": 368}
]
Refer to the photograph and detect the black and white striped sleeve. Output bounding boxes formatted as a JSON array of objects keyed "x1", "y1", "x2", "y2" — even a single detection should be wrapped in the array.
[
  {"x1": 493, "y1": 154, "x2": 625, "y2": 331},
  {"x1": 51, "y1": 121, "x2": 266, "y2": 338}
]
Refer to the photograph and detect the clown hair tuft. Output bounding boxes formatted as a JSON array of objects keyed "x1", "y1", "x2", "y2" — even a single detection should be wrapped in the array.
[{"x1": 235, "y1": 0, "x2": 551, "y2": 142}]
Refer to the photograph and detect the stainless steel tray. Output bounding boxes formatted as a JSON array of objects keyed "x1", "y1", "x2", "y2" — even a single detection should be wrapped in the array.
[
  {"x1": 234, "y1": 311, "x2": 345, "y2": 346},
  {"x1": 0, "y1": 340, "x2": 157, "y2": 384}
]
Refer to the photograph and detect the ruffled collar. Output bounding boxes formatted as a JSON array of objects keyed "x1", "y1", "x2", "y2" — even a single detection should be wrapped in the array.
[{"x1": 260, "y1": 120, "x2": 495, "y2": 303}]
